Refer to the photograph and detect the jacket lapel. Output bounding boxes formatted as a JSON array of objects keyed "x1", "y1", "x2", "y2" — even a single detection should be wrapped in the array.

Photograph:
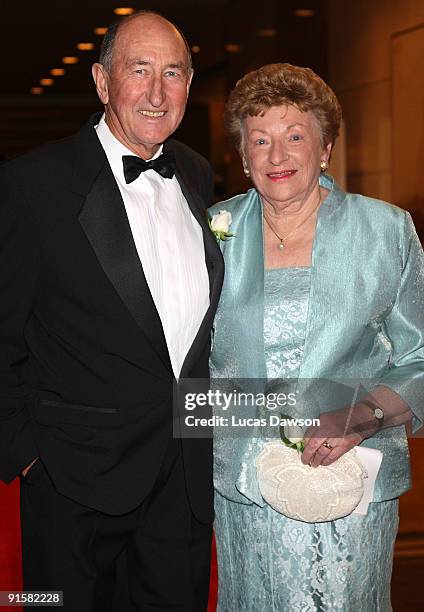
[
  {"x1": 168, "y1": 143, "x2": 224, "y2": 376},
  {"x1": 298, "y1": 176, "x2": 346, "y2": 380},
  {"x1": 175, "y1": 166, "x2": 222, "y2": 300},
  {"x1": 73, "y1": 115, "x2": 172, "y2": 371}
]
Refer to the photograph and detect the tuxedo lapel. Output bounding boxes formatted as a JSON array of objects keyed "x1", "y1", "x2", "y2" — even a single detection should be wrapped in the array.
[
  {"x1": 73, "y1": 116, "x2": 172, "y2": 372},
  {"x1": 169, "y1": 143, "x2": 223, "y2": 299},
  {"x1": 168, "y1": 144, "x2": 224, "y2": 377}
]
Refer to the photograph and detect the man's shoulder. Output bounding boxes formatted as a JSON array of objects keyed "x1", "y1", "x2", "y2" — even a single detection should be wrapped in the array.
[
  {"x1": 2, "y1": 114, "x2": 100, "y2": 181},
  {"x1": 3, "y1": 134, "x2": 75, "y2": 177},
  {"x1": 166, "y1": 138, "x2": 211, "y2": 172}
]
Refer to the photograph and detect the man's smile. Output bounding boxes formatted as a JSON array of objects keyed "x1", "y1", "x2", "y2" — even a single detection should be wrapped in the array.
[{"x1": 138, "y1": 110, "x2": 167, "y2": 117}]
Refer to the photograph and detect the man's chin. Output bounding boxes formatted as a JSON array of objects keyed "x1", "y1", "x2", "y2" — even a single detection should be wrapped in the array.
[{"x1": 135, "y1": 129, "x2": 174, "y2": 147}]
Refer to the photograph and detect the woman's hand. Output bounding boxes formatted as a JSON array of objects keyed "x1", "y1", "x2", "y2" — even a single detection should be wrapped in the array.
[
  {"x1": 300, "y1": 405, "x2": 373, "y2": 468},
  {"x1": 300, "y1": 386, "x2": 414, "y2": 467}
]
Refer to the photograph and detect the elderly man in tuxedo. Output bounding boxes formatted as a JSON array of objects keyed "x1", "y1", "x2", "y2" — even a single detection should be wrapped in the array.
[{"x1": 0, "y1": 10, "x2": 223, "y2": 611}]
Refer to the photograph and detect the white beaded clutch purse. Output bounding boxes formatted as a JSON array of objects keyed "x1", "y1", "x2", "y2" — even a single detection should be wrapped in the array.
[{"x1": 255, "y1": 440, "x2": 367, "y2": 523}]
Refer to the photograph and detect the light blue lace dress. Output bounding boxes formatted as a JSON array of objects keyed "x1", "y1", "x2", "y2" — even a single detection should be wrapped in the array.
[{"x1": 214, "y1": 267, "x2": 398, "y2": 612}]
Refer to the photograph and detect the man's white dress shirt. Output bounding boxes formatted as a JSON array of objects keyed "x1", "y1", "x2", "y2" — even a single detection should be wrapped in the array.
[{"x1": 96, "y1": 116, "x2": 210, "y2": 378}]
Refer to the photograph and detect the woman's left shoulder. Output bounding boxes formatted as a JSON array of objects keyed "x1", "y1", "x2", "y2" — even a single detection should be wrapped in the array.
[
  {"x1": 344, "y1": 191, "x2": 411, "y2": 226},
  {"x1": 208, "y1": 188, "x2": 257, "y2": 219}
]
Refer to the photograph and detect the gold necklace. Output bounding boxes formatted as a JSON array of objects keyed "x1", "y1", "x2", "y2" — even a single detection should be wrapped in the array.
[{"x1": 263, "y1": 195, "x2": 321, "y2": 251}]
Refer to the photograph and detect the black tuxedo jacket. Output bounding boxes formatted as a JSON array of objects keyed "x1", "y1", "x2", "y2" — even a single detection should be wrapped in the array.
[{"x1": 0, "y1": 114, "x2": 224, "y2": 520}]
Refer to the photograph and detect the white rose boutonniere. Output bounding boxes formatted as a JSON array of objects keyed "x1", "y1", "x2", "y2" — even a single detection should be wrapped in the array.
[{"x1": 209, "y1": 210, "x2": 234, "y2": 242}]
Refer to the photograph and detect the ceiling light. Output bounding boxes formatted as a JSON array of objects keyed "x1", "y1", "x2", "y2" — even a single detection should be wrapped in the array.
[
  {"x1": 225, "y1": 44, "x2": 241, "y2": 53},
  {"x1": 77, "y1": 42, "x2": 95, "y2": 51},
  {"x1": 30, "y1": 87, "x2": 44, "y2": 95},
  {"x1": 94, "y1": 27, "x2": 108, "y2": 35},
  {"x1": 40, "y1": 78, "x2": 54, "y2": 86},
  {"x1": 50, "y1": 68, "x2": 65, "y2": 76},
  {"x1": 257, "y1": 28, "x2": 277, "y2": 37},
  {"x1": 114, "y1": 7, "x2": 135, "y2": 15},
  {"x1": 191, "y1": 45, "x2": 200, "y2": 54},
  {"x1": 294, "y1": 9, "x2": 315, "y2": 17},
  {"x1": 62, "y1": 56, "x2": 79, "y2": 65}
]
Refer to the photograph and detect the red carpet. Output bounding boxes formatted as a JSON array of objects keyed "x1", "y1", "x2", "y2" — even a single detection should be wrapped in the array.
[
  {"x1": 208, "y1": 536, "x2": 218, "y2": 611},
  {"x1": 0, "y1": 481, "x2": 218, "y2": 611},
  {"x1": 0, "y1": 479, "x2": 22, "y2": 612}
]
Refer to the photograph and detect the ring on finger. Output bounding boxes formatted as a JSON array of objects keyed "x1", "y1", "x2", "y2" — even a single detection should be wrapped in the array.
[{"x1": 322, "y1": 441, "x2": 333, "y2": 450}]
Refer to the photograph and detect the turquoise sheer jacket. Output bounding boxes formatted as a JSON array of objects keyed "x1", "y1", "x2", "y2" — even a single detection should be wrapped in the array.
[{"x1": 209, "y1": 174, "x2": 424, "y2": 505}]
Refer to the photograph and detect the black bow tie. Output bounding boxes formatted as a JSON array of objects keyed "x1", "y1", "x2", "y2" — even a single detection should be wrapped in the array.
[{"x1": 122, "y1": 151, "x2": 176, "y2": 183}]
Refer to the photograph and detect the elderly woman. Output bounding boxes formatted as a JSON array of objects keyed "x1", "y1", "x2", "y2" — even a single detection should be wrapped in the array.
[{"x1": 209, "y1": 63, "x2": 424, "y2": 611}]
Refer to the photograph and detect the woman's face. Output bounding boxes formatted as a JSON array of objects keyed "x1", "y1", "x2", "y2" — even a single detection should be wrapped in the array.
[{"x1": 242, "y1": 104, "x2": 331, "y2": 209}]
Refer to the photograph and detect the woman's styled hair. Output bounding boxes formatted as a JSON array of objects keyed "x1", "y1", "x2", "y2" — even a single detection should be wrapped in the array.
[{"x1": 225, "y1": 63, "x2": 342, "y2": 151}]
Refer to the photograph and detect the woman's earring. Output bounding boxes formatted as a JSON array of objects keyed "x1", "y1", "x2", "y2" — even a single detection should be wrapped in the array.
[
  {"x1": 320, "y1": 160, "x2": 328, "y2": 172},
  {"x1": 242, "y1": 157, "x2": 251, "y2": 178}
]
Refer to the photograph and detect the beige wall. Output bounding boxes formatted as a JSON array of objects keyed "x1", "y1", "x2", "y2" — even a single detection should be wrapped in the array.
[
  {"x1": 392, "y1": 25, "x2": 424, "y2": 218},
  {"x1": 328, "y1": 0, "x2": 424, "y2": 208}
]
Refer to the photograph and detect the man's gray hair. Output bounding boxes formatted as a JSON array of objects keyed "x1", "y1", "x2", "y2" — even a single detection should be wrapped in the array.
[{"x1": 99, "y1": 10, "x2": 193, "y2": 73}]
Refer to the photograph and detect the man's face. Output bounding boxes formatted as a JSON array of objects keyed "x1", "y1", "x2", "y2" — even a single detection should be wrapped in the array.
[{"x1": 92, "y1": 16, "x2": 193, "y2": 159}]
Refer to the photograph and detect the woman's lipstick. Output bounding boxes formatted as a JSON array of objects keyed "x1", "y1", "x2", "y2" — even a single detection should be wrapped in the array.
[{"x1": 266, "y1": 169, "x2": 298, "y2": 181}]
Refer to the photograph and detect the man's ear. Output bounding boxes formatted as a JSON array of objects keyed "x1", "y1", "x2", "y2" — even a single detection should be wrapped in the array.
[
  {"x1": 92, "y1": 63, "x2": 109, "y2": 105},
  {"x1": 186, "y1": 68, "x2": 194, "y2": 97}
]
